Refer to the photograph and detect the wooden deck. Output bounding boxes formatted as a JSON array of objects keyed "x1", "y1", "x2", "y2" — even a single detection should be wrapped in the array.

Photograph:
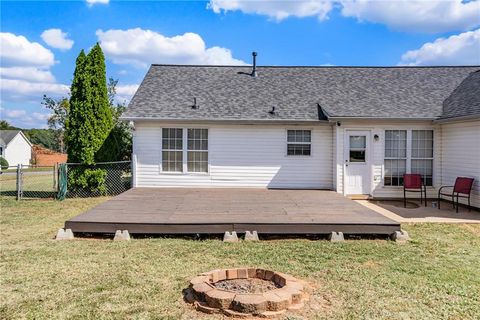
[{"x1": 65, "y1": 188, "x2": 401, "y2": 235}]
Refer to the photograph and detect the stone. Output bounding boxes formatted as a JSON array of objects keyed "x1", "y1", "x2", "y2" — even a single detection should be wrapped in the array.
[
  {"x1": 211, "y1": 269, "x2": 227, "y2": 283},
  {"x1": 247, "y1": 268, "x2": 257, "y2": 278},
  {"x1": 226, "y1": 268, "x2": 238, "y2": 280},
  {"x1": 232, "y1": 294, "x2": 268, "y2": 314},
  {"x1": 194, "y1": 301, "x2": 219, "y2": 314},
  {"x1": 244, "y1": 230, "x2": 259, "y2": 241},
  {"x1": 205, "y1": 289, "x2": 236, "y2": 309},
  {"x1": 391, "y1": 230, "x2": 410, "y2": 242},
  {"x1": 287, "y1": 301, "x2": 305, "y2": 311},
  {"x1": 55, "y1": 228, "x2": 74, "y2": 240},
  {"x1": 264, "y1": 269, "x2": 275, "y2": 281},
  {"x1": 259, "y1": 310, "x2": 287, "y2": 318},
  {"x1": 223, "y1": 231, "x2": 239, "y2": 242},
  {"x1": 222, "y1": 309, "x2": 252, "y2": 318},
  {"x1": 263, "y1": 291, "x2": 290, "y2": 311},
  {"x1": 328, "y1": 231, "x2": 344, "y2": 242},
  {"x1": 189, "y1": 275, "x2": 210, "y2": 286},
  {"x1": 192, "y1": 282, "x2": 214, "y2": 301},
  {"x1": 273, "y1": 273, "x2": 287, "y2": 286},
  {"x1": 237, "y1": 268, "x2": 248, "y2": 279},
  {"x1": 113, "y1": 230, "x2": 130, "y2": 241}
]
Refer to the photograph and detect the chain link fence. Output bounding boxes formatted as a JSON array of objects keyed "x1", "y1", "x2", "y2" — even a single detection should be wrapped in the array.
[
  {"x1": 0, "y1": 165, "x2": 57, "y2": 199},
  {"x1": 63, "y1": 161, "x2": 132, "y2": 198},
  {"x1": 0, "y1": 161, "x2": 131, "y2": 200}
]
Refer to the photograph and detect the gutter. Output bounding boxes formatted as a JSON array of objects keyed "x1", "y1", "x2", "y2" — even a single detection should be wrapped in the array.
[
  {"x1": 433, "y1": 114, "x2": 480, "y2": 124},
  {"x1": 326, "y1": 116, "x2": 437, "y2": 122},
  {"x1": 120, "y1": 117, "x2": 330, "y2": 125}
]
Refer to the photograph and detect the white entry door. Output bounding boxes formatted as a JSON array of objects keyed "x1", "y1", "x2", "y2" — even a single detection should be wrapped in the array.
[{"x1": 344, "y1": 131, "x2": 371, "y2": 195}]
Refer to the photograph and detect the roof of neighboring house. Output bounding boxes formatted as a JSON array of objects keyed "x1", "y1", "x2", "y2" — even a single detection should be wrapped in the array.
[
  {"x1": 123, "y1": 65, "x2": 479, "y2": 122},
  {"x1": 440, "y1": 70, "x2": 480, "y2": 120},
  {"x1": 0, "y1": 130, "x2": 32, "y2": 147}
]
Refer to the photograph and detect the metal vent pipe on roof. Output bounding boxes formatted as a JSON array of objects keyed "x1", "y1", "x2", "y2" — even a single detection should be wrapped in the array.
[{"x1": 251, "y1": 51, "x2": 257, "y2": 77}]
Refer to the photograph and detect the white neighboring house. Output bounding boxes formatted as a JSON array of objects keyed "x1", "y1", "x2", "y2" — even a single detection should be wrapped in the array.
[
  {"x1": 0, "y1": 130, "x2": 32, "y2": 167},
  {"x1": 122, "y1": 60, "x2": 480, "y2": 208}
]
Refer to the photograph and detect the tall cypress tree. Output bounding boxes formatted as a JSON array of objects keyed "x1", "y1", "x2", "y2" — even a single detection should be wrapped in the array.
[
  {"x1": 87, "y1": 43, "x2": 113, "y2": 158},
  {"x1": 66, "y1": 44, "x2": 112, "y2": 164}
]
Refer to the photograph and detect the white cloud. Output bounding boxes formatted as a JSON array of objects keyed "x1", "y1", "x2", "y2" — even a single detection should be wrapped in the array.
[
  {"x1": 86, "y1": 0, "x2": 109, "y2": 6},
  {"x1": 96, "y1": 28, "x2": 247, "y2": 67},
  {"x1": 0, "y1": 79, "x2": 69, "y2": 102},
  {"x1": 0, "y1": 33, "x2": 68, "y2": 105},
  {"x1": 0, "y1": 107, "x2": 50, "y2": 129},
  {"x1": 115, "y1": 84, "x2": 139, "y2": 103},
  {"x1": 0, "y1": 32, "x2": 54, "y2": 67},
  {"x1": 208, "y1": 0, "x2": 333, "y2": 21},
  {"x1": 208, "y1": 0, "x2": 480, "y2": 33},
  {"x1": 399, "y1": 29, "x2": 480, "y2": 66},
  {"x1": 41, "y1": 29, "x2": 74, "y2": 50},
  {"x1": 0, "y1": 67, "x2": 55, "y2": 83},
  {"x1": 341, "y1": 0, "x2": 480, "y2": 33}
]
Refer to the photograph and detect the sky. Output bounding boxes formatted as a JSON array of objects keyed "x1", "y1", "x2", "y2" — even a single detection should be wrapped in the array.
[{"x1": 1, "y1": 0, "x2": 479, "y2": 128}]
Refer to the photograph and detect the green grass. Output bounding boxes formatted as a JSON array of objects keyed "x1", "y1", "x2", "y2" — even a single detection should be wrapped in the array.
[{"x1": 1, "y1": 197, "x2": 479, "y2": 319}]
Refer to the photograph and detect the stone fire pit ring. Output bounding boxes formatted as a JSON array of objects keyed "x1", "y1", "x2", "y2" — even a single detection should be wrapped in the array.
[{"x1": 187, "y1": 268, "x2": 307, "y2": 317}]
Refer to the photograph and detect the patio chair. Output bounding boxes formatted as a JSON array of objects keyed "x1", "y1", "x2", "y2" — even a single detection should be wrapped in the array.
[
  {"x1": 438, "y1": 177, "x2": 475, "y2": 213},
  {"x1": 403, "y1": 174, "x2": 427, "y2": 208}
]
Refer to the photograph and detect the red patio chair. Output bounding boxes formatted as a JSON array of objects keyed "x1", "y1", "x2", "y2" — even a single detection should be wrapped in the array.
[
  {"x1": 403, "y1": 174, "x2": 426, "y2": 208},
  {"x1": 438, "y1": 177, "x2": 475, "y2": 213}
]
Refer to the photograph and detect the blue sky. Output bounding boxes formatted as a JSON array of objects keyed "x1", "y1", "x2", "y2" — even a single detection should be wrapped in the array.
[{"x1": 1, "y1": 0, "x2": 479, "y2": 128}]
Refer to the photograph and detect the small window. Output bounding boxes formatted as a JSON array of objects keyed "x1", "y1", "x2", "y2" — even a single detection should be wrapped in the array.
[
  {"x1": 187, "y1": 129, "x2": 208, "y2": 173},
  {"x1": 349, "y1": 136, "x2": 366, "y2": 162},
  {"x1": 287, "y1": 130, "x2": 311, "y2": 156},
  {"x1": 162, "y1": 128, "x2": 183, "y2": 172}
]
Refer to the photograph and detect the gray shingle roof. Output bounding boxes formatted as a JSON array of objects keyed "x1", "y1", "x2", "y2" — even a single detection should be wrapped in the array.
[
  {"x1": 123, "y1": 65, "x2": 479, "y2": 121},
  {"x1": 440, "y1": 70, "x2": 480, "y2": 120},
  {"x1": 0, "y1": 130, "x2": 21, "y2": 146}
]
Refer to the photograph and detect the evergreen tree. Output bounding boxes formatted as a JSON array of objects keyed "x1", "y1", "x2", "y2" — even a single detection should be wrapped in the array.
[{"x1": 66, "y1": 44, "x2": 113, "y2": 164}]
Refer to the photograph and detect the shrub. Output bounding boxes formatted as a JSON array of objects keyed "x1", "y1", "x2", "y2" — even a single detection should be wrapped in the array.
[
  {"x1": 68, "y1": 167, "x2": 107, "y2": 195},
  {"x1": 0, "y1": 156, "x2": 9, "y2": 170}
]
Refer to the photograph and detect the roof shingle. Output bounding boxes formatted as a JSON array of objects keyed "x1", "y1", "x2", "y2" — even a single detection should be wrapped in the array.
[{"x1": 123, "y1": 65, "x2": 479, "y2": 121}]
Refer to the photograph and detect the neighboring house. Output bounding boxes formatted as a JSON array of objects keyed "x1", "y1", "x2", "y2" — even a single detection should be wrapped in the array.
[
  {"x1": 0, "y1": 130, "x2": 32, "y2": 166},
  {"x1": 31, "y1": 145, "x2": 67, "y2": 166},
  {"x1": 122, "y1": 62, "x2": 480, "y2": 207}
]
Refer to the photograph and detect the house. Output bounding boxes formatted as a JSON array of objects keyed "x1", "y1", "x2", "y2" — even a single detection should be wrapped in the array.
[
  {"x1": 122, "y1": 60, "x2": 480, "y2": 208},
  {"x1": 0, "y1": 130, "x2": 32, "y2": 167}
]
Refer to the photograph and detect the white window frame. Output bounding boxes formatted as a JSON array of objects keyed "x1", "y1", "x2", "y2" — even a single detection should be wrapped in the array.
[
  {"x1": 186, "y1": 128, "x2": 209, "y2": 174},
  {"x1": 160, "y1": 127, "x2": 210, "y2": 175},
  {"x1": 383, "y1": 129, "x2": 434, "y2": 187},
  {"x1": 285, "y1": 129, "x2": 312, "y2": 157}
]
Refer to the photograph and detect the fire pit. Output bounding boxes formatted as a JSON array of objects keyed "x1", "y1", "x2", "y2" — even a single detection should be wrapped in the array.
[{"x1": 186, "y1": 268, "x2": 307, "y2": 317}]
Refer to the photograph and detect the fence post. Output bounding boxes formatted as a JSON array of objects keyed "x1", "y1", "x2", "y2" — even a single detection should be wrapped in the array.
[
  {"x1": 132, "y1": 154, "x2": 137, "y2": 188},
  {"x1": 16, "y1": 164, "x2": 22, "y2": 200}
]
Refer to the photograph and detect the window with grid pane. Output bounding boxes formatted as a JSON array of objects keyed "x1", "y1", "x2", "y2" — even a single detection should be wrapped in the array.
[
  {"x1": 411, "y1": 130, "x2": 433, "y2": 186},
  {"x1": 187, "y1": 129, "x2": 208, "y2": 173},
  {"x1": 287, "y1": 130, "x2": 311, "y2": 156},
  {"x1": 384, "y1": 130, "x2": 407, "y2": 186},
  {"x1": 162, "y1": 128, "x2": 183, "y2": 172}
]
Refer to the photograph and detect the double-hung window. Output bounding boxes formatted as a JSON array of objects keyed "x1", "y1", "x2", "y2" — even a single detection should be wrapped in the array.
[
  {"x1": 187, "y1": 129, "x2": 208, "y2": 173},
  {"x1": 384, "y1": 129, "x2": 433, "y2": 186},
  {"x1": 287, "y1": 130, "x2": 311, "y2": 156},
  {"x1": 162, "y1": 128, "x2": 183, "y2": 172},
  {"x1": 384, "y1": 130, "x2": 407, "y2": 186},
  {"x1": 411, "y1": 130, "x2": 433, "y2": 186},
  {"x1": 161, "y1": 128, "x2": 209, "y2": 173}
]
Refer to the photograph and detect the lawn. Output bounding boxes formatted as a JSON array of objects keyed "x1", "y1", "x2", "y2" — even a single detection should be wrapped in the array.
[{"x1": 1, "y1": 197, "x2": 479, "y2": 319}]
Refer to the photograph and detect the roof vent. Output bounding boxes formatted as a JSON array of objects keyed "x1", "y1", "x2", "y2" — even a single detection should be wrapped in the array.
[
  {"x1": 269, "y1": 106, "x2": 276, "y2": 115},
  {"x1": 191, "y1": 97, "x2": 199, "y2": 109},
  {"x1": 251, "y1": 51, "x2": 258, "y2": 77}
]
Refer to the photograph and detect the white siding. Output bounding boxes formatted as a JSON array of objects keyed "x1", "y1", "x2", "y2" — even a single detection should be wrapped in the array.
[
  {"x1": 334, "y1": 121, "x2": 441, "y2": 198},
  {"x1": 134, "y1": 122, "x2": 333, "y2": 189},
  {"x1": 4, "y1": 133, "x2": 31, "y2": 166},
  {"x1": 440, "y1": 120, "x2": 480, "y2": 208}
]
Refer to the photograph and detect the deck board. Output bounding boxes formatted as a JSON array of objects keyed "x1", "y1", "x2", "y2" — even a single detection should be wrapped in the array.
[{"x1": 65, "y1": 188, "x2": 400, "y2": 234}]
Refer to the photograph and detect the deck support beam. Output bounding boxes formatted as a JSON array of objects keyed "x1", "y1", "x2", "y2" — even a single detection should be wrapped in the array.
[
  {"x1": 55, "y1": 228, "x2": 74, "y2": 240},
  {"x1": 223, "y1": 231, "x2": 238, "y2": 242},
  {"x1": 328, "y1": 232, "x2": 345, "y2": 242},
  {"x1": 114, "y1": 230, "x2": 131, "y2": 241}
]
